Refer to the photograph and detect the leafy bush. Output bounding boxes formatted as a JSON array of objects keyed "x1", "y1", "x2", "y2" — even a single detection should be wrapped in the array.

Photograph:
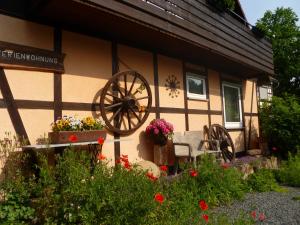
[
  {"x1": 0, "y1": 149, "x2": 255, "y2": 225},
  {"x1": 275, "y1": 151, "x2": 300, "y2": 186},
  {"x1": 247, "y1": 169, "x2": 280, "y2": 192},
  {"x1": 259, "y1": 94, "x2": 300, "y2": 157},
  {"x1": 0, "y1": 173, "x2": 35, "y2": 225}
]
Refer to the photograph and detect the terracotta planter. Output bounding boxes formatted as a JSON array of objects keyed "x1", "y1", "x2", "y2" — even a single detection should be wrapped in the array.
[{"x1": 48, "y1": 130, "x2": 107, "y2": 144}]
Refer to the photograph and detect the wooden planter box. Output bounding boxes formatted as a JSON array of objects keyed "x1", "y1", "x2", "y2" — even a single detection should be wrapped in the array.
[{"x1": 48, "y1": 130, "x2": 107, "y2": 144}]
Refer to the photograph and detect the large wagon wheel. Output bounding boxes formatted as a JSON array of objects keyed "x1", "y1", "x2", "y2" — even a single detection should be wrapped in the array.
[
  {"x1": 100, "y1": 70, "x2": 152, "y2": 135},
  {"x1": 208, "y1": 124, "x2": 235, "y2": 162}
]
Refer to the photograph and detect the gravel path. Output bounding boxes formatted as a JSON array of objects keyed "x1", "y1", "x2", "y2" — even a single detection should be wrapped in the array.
[{"x1": 214, "y1": 187, "x2": 300, "y2": 225}]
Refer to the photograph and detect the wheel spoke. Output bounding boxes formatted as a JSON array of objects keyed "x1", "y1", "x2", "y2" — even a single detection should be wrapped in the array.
[
  {"x1": 128, "y1": 73, "x2": 137, "y2": 96},
  {"x1": 128, "y1": 105, "x2": 141, "y2": 122},
  {"x1": 113, "y1": 82, "x2": 125, "y2": 98},
  {"x1": 108, "y1": 106, "x2": 123, "y2": 123},
  {"x1": 106, "y1": 92, "x2": 122, "y2": 100},
  {"x1": 126, "y1": 109, "x2": 132, "y2": 130},
  {"x1": 116, "y1": 111, "x2": 124, "y2": 129},
  {"x1": 104, "y1": 102, "x2": 123, "y2": 110},
  {"x1": 124, "y1": 73, "x2": 127, "y2": 95},
  {"x1": 135, "y1": 96, "x2": 149, "y2": 101}
]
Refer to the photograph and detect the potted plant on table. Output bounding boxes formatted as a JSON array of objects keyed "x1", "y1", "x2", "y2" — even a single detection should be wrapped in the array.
[
  {"x1": 49, "y1": 116, "x2": 106, "y2": 144},
  {"x1": 145, "y1": 119, "x2": 174, "y2": 166}
]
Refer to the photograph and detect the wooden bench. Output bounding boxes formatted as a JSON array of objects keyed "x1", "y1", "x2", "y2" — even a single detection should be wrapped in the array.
[{"x1": 173, "y1": 131, "x2": 221, "y2": 167}]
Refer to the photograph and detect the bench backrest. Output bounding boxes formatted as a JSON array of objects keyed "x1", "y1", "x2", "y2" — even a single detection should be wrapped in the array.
[{"x1": 173, "y1": 131, "x2": 204, "y2": 151}]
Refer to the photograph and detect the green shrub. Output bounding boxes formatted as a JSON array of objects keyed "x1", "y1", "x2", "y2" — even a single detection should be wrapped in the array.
[
  {"x1": 247, "y1": 169, "x2": 280, "y2": 192},
  {"x1": 0, "y1": 149, "x2": 253, "y2": 225},
  {"x1": 259, "y1": 94, "x2": 300, "y2": 157},
  {"x1": 275, "y1": 151, "x2": 300, "y2": 186},
  {"x1": 0, "y1": 173, "x2": 35, "y2": 225}
]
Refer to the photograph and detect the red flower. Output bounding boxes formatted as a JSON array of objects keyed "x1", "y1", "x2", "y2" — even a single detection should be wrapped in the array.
[
  {"x1": 199, "y1": 200, "x2": 208, "y2": 211},
  {"x1": 68, "y1": 134, "x2": 78, "y2": 142},
  {"x1": 259, "y1": 213, "x2": 266, "y2": 221},
  {"x1": 154, "y1": 193, "x2": 164, "y2": 204},
  {"x1": 97, "y1": 153, "x2": 106, "y2": 161},
  {"x1": 221, "y1": 163, "x2": 230, "y2": 169},
  {"x1": 146, "y1": 172, "x2": 158, "y2": 181},
  {"x1": 272, "y1": 147, "x2": 277, "y2": 152},
  {"x1": 124, "y1": 161, "x2": 131, "y2": 170},
  {"x1": 120, "y1": 154, "x2": 129, "y2": 163},
  {"x1": 115, "y1": 159, "x2": 121, "y2": 164},
  {"x1": 160, "y1": 165, "x2": 168, "y2": 172},
  {"x1": 97, "y1": 137, "x2": 105, "y2": 145},
  {"x1": 251, "y1": 211, "x2": 256, "y2": 219},
  {"x1": 202, "y1": 214, "x2": 209, "y2": 223},
  {"x1": 189, "y1": 169, "x2": 198, "y2": 177}
]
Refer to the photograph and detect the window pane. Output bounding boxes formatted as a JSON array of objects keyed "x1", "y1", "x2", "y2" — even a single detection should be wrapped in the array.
[
  {"x1": 188, "y1": 78, "x2": 204, "y2": 95},
  {"x1": 224, "y1": 86, "x2": 240, "y2": 122}
]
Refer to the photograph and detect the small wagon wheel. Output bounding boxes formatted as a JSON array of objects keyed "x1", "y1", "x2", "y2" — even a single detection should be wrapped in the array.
[
  {"x1": 100, "y1": 70, "x2": 152, "y2": 135},
  {"x1": 208, "y1": 124, "x2": 235, "y2": 162}
]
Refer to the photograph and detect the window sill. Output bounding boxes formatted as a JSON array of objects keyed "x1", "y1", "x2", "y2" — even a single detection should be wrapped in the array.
[
  {"x1": 187, "y1": 97, "x2": 209, "y2": 102},
  {"x1": 226, "y1": 127, "x2": 245, "y2": 131}
]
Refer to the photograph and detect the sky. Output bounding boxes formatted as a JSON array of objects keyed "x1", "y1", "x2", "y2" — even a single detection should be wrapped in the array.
[{"x1": 239, "y1": 0, "x2": 300, "y2": 25}]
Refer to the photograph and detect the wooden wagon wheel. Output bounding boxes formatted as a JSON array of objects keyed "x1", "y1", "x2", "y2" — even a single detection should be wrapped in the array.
[
  {"x1": 100, "y1": 70, "x2": 152, "y2": 135},
  {"x1": 208, "y1": 124, "x2": 235, "y2": 162}
]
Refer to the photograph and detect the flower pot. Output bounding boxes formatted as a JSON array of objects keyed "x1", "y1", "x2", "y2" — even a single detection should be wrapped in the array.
[
  {"x1": 153, "y1": 144, "x2": 168, "y2": 166},
  {"x1": 48, "y1": 130, "x2": 107, "y2": 144}
]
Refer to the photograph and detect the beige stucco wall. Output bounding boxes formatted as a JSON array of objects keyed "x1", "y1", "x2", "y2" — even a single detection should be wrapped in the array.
[
  {"x1": 208, "y1": 69, "x2": 222, "y2": 111},
  {"x1": 189, "y1": 114, "x2": 209, "y2": 131},
  {"x1": 158, "y1": 55, "x2": 184, "y2": 108},
  {"x1": 244, "y1": 115, "x2": 260, "y2": 149},
  {"x1": 62, "y1": 31, "x2": 112, "y2": 103},
  {"x1": 5, "y1": 70, "x2": 53, "y2": 101},
  {"x1": 229, "y1": 130, "x2": 245, "y2": 152},
  {"x1": 0, "y1": 14, "x2": 262, "y2": 164},
  {"x1": 0, "y1": 14, "x2": 53, "y2": 50},
  {"x1": 243, "y1": 80, "x2": 258, "y2": 113}
]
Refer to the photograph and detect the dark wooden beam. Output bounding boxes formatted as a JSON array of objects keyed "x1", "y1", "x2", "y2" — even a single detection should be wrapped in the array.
[
  {"x1": 112, "y1": 41, "x2": 120, "y2": 162},
  {"x1": 0, "y1": 99, "x2": 228, "y2": 116},
  {"x1": 153, "y1": 52, "x2": 160, "y2": 119},
  {"x1": 53, "y1": 27, "x2": 62, "y2": 121},
  {"x1": 0, "y1": 69, "x2": 29, "y2": 142},
  {"x1": 182, "y1": 61, "x2": 189, "y2": 131}
]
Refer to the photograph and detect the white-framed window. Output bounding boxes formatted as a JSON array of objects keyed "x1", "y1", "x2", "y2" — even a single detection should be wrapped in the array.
[
  {"x1": 186, "y1": 72, "x2": 207, "y2": 100},
  {"x1": 222, "y1": 82, "x2": 243, "y2": 129}
]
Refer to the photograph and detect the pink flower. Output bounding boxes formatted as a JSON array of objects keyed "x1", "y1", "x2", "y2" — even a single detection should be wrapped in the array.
[
  {"x1": 221, "y1": 163, "x2": 230, "y2": 169},
  {"x1": 272, "y1": 147, "x2": 277, "y2": 152},
  {"x1": 259, "y1": 213, "x2": 266, "y2": 221},
  {"x1": 251, "y1": 211, "x2": 256, "y2": 219},
  {"x1": 154, "y1": 128, "x2": 159, "y2": 134}
]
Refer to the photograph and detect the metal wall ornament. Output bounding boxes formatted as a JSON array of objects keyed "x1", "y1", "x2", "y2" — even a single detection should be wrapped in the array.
[
  {"x1": 165, "y1": 74, "x2": 180, "y2": 98},
  {"x1": 100, "y1": 70, "x2": 152, "y2": 135}
]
